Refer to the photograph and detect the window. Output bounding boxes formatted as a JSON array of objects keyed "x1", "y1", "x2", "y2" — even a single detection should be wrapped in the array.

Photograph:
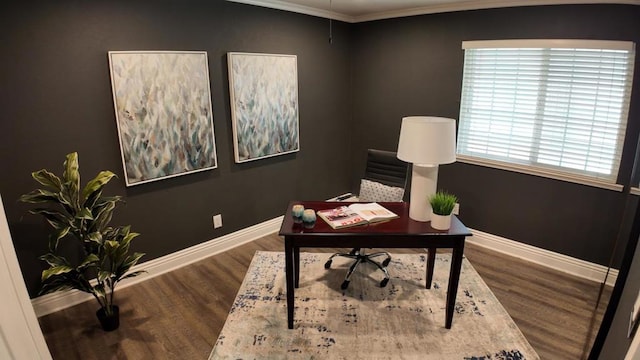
[{"x1": 457, "y1": 39, "x2": 635, "y2": 189}]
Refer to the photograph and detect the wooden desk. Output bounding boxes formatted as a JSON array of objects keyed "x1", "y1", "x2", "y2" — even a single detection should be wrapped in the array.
[{"x1": 278, "y1": 201, "x2": 472, "y2": 330}]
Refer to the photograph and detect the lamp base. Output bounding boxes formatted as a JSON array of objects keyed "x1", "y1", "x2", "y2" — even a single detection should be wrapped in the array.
[{"x1": 408, "y1": 165, "x2": 439, "y2": 222}]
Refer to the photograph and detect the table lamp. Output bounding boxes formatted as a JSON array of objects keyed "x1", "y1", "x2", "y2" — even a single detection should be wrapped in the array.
[{"x1": 397, "y1": 116, "x2": 457, "y2": 222}]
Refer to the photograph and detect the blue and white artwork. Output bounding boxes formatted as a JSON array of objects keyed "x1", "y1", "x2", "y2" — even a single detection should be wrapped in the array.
[
  {"x1": 108, "y1": 51, "x2": 217, "y2": 186},
  {"x1": 227, "y1": 53, "x2": 299, "y2": 163}
]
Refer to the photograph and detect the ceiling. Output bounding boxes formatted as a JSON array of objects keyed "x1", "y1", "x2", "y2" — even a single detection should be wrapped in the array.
[{"x1": 226, "y1": 0, "x2": 640, "y2": 22}]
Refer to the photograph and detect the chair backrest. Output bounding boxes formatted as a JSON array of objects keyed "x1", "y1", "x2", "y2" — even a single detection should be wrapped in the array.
[{"x1": 360, "y1": 149, "x2": 410, "y2": 201}]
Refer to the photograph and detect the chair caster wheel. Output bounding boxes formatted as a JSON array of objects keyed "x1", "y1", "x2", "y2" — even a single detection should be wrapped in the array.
[
  {"x1": 380, "y1": 278, "x2": 389, "y2": 287},
  {"x1": 382, "y1": 257, "x2": 391, "y2": 267},
  {"x1": 324, "y1": 260, "x2": 332, "y2": 269},
  {"x1": 349, "y1": 249, "x2": 358, "y2": 255},
  {"x1": 341, "y1": 280, "x2": 350, "y2": 290}
]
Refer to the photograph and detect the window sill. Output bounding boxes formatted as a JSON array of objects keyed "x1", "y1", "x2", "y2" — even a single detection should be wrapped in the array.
[{"x1": 456, "y1": 155, "x2": 624, "y2": 192}]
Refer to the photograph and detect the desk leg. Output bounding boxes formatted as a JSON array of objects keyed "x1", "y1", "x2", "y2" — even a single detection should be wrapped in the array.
[
  {"x1": 426, "y1": 248, "x2": 436, "y2": 289},
  {"x1": 445, "y1": 239, "x2": 465, "y2": 329},
  {"x1": 294, "y1": 247, "x2": 300, "y2": 288},
  {"x1": 285, "y1": 237, "x2": 295, "y2": 329}
]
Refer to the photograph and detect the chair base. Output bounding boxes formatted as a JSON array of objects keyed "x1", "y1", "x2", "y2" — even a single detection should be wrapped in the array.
[{"x1": 324, "y1": 249, "x2": 391, "y2": 289}]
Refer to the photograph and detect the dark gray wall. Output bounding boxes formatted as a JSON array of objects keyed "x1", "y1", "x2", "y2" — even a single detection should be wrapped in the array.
[
  {"x1": 350, "y1": 4, "x2": 640, "y2": 267},
  {"x1": 2, "y1": 0, "x2": 640, "y2": 356},
  {"x1": 1, "y1": 0, "x2": 639, "y2": 304},
  {"x1": 0, "y1": 0, "x2": 353, "y2": 296}
]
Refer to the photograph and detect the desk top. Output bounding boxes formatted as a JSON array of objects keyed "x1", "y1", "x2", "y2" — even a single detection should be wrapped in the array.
[{"x1": 279, "y1": 201, "x2": 472, "y2": 237}]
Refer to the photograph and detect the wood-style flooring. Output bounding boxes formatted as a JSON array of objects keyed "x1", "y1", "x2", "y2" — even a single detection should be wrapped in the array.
[{"x1": 38, "y1": 233, "x2": 611, "y2": 359}]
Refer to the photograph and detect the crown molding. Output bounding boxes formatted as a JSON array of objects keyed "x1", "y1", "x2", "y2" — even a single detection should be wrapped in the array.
[
  {"x1": 227, "y1": 0, "x2": 640, "y2": 23},
  {"x1": 226, "y1": 0, "x2": 353, "y2": 22},
  {"x1": 353, "y1": 0, "x2": 640, "y2": 22}
]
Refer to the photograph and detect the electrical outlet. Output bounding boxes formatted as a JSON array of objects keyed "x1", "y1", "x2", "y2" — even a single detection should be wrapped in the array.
[
  {"x1": 453, "y1": 203, "x2": 460, "y2": 215},
  {"x1": 213, "y1": 214, "x2": 222, "y2": 229}
]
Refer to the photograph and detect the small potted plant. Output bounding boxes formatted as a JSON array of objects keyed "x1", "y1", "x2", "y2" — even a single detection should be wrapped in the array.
[
  {"x1": 20, "y1": 152, "x2": 145, "y2": 331},
  {"x1": 429, "y1": 191, "x2": 458, "y2": 230}
]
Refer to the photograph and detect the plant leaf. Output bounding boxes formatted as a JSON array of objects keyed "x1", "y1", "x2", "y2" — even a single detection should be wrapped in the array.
[
  {"x1": 31, "y1": 207, "x2": 73, "y2": 227},
  {"x1": 83, "y1": 189, "x2": 102, "y2": 210},
  {"x1": 104, "y1": 240, "x2": 119, "y2": 257},
  {"x1": 39, "y1": 280, "x2": 74, "y2": 295},
  {"x1": 86, "y1": 231, "x2": 103, "y2": 244},
  {"x1": 94, "y1": 283, "x2": 107, "y2": 301},
  {"x1": 31, "y1": 169, "x2": 63, "y2": 191},
  {"x1": 19, "y1": 189, "x2": 60, "y2": 204},
  {"x1": 82, "y1": 171, "x2": 116, "y2": 204},
  {"x1": 76, "y1": 207, "x2": 93, "y2": 220},
  {"x1": 91, "y1": 200, "x2": 117, "y2": 233},
  {"x1": 48, "y1": 227, "x2": 70, "y2": 251},
  {"x1": 62, "y1": 152, "x2": 80, "y2": 209},
  {"x1": 41, "y1": 265, "x2": 74, "y2": 281},
  {"x1": 38, "y1": 266, "x2": 95, "y2": 296},
  {"x1": 68, "y1": 275, "x2": 94, "y2": 294},
  {"x1": 115, "y1": 252, "x2": 145, "y2": 279},
  {"x1": 39, "y1": 253, "x2": 69, "y2": 267},
  {"x1": 20, "y1": 189, "x2": 75, "y2": 215},
  {"x1": 123, "y1": 231, "x2": 140, "y2": 244},
  {"x1": 79, "y1": 253, "x2": 100, "y2": 268},
  {"x1": 39, "y1": 265, "x2": 96, "y2": 296},
  {"x1": 116, "y1": 229, "x2": 140, "y2": 258},
  {"x1": 97, "y1": 270, "x2": 111, "y2": 283},
  {"x1": 120, "y1": 270, "x2": 147, "y2": 281}
]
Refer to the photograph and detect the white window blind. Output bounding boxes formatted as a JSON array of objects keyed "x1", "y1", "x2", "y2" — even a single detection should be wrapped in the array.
[{"x1": 457, "y1": 39, "x2": 635, "y2": 187}]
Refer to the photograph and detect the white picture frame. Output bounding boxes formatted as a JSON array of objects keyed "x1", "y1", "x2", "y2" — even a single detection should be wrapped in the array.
[
  {"x1": 108, "y1": 51, "x2": 217, "y2": 186},
  {"x1": 227, "y1": 52, "x2": 300, "y2": 163}
]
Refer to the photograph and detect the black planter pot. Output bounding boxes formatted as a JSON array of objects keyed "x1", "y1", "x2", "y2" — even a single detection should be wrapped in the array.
[{"x1": 96, "y1": 305, "x2": 120, "y2": 331}]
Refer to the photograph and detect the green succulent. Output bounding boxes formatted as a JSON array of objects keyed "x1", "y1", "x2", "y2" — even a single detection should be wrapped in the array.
[
  {"x1": 429, "y1": 191, "x2": 458, "y2": 216},
  {"x1": 20, "y1": 152, "x2": 145, "y2": 315}
]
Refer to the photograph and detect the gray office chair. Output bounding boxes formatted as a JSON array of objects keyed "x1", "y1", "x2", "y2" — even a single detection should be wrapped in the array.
[{"x1": 324, "y1": 149, "x2": 410, "y2": 289}]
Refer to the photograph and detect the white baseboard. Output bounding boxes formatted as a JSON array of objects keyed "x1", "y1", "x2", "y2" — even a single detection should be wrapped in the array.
[
  {"x1": 468, "y1": 228, "x2": 618, "y2": 287},
  {"x1": 32, "y1": 214, "x2": 617, "y2": 317},
  {"x1": 32, "y1": 216, "x2": 285, "y2": 317}
]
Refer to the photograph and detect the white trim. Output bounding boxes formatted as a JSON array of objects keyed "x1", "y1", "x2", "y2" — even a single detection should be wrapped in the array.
[
  {"x1": 625, "y1": 323, "x2": 640, "y2": 359},
  {"x1": 33, "y1": 206, "x2": 621, "y2": 316},
  {"x1": 468, "y1": 228, "x2": 618, "y2": 287},
  {"x1": 354, "y1": 0, "x2": 640, "y2": 22},
  {"x1": 462, "y1": 39, "x2": 635, "y2": 50},
  {"x1": 226, "y1": 0, "x2": 640, "y2": 23},
  {"x1": 32, "y1": 216, "x2": 285, "y2": 317},
  {"x1": 227, "y1": 52, "x2": 300, "y2": 163},
  {"x1": 0, "y1": 195, "x2": 52, "y2": 359},
  {"x1": 225, "y1": 0, "x2": 353, "y2": 22},
  {"x1": 108, "y1": 51, "x2": 218, "y2": 187},
  {"x1": 457, "y1": 155, "x2": 624, "y2": 192},
  {"x1": 631, "y1": 187, "x2": 640, "y2": 196}
]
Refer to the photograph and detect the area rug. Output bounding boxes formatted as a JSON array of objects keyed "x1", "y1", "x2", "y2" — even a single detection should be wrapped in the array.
[{"x1": 209, "y1": 251, "x2": 539, "y2": 360}]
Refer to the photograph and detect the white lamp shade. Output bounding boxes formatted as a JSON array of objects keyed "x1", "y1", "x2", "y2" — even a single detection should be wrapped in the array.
[{"x1": 397, "y1": 116, "x2": 457, "y2": 166}]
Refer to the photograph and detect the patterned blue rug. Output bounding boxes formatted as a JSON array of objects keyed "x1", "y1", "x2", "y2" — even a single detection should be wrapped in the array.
[{"x1": 210, "y1": 251, "x2": 539, "y2": 359}]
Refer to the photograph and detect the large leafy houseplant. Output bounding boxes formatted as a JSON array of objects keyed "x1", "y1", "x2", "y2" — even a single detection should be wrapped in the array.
[{"x1": 20, "y1": 152, "x2": 145, "y2": 330}]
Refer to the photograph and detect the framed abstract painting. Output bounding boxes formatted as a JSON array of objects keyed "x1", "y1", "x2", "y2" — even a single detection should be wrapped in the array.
[
  {"x1": 227, "y1": 52, "x2": 300, "y2": 163},
  {"x1": 108, "y1": 51, "x2": 217, "y2": 186}
]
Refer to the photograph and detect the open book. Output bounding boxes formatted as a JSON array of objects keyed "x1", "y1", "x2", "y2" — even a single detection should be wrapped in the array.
[{"x1": 317, "y1": 202, "x2": 399, "y2": 229}]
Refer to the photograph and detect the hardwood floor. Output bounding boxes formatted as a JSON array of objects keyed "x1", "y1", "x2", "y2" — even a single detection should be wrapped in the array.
[{"x1": 38, "y1": 233, "x2": 610, "y2": 359}]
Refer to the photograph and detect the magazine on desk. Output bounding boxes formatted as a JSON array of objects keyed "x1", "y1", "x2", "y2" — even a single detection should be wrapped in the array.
[{"x1": 316, "y1": 202, "x2": 399, "y2": 229}]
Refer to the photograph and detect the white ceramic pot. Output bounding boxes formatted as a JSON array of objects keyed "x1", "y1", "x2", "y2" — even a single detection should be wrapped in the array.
[{"x1": 430, "y1": 213, "x2": 452, "y2": 230}]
